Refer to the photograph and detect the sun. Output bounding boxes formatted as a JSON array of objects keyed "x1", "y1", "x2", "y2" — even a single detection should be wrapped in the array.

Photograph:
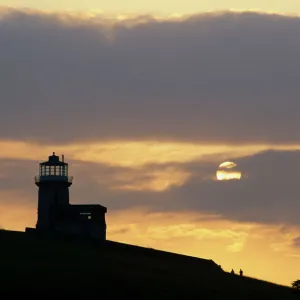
[{"x1": 216, "y1": 161, "x2": 242, "y2": 181}]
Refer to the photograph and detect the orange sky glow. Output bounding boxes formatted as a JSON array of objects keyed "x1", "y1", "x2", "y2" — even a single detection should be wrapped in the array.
[{"x1": 0, "y1": 139, "x2": 300, "y2": 286}]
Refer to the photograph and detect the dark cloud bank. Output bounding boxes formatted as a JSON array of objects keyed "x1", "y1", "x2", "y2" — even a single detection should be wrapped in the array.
[
  {"x1": 0, "y1": 9, "x2": 300, "y2": 144},
  {"x1": 2, "y1": 150, "x2": 300, "y2": 227}
]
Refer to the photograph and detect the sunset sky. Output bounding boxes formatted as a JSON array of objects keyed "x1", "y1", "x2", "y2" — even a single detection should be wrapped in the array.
[{"x1": 2, "y1": 0, "x2": 300, "y2": 286}]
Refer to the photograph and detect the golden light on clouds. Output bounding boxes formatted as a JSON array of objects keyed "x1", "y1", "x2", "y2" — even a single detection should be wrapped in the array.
[
  {"x1": 71, "y1": 142, "x2": 268, "y2": 167},
  {"x1": 0, "y1": 139, "x2": 298, "y2": 167},
  {"x1": 0, "y1": 139, "x2": 300, "y2": 192},
  {"x1": 113, "y1": 168, "x2": 190, "y2": 191},
  {"x1": 216, "y1": 161, "x2": 242, "y2": 181},
  {"x1": 0, "y1": 139, "x2": 254, "y2": 192}
]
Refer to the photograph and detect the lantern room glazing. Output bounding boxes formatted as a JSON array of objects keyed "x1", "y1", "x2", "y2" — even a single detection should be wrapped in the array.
[{"x1": 35, "y1": 152, "x2": 73, "y2": 183}]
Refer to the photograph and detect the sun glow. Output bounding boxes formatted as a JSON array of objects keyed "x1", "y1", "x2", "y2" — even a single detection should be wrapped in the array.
[{"x1": 216, "y1": 161, "x2": 242, "y2": 181}]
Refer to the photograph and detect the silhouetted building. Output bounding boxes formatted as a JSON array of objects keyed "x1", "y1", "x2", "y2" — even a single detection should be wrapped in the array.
[{"x1": 31, "y1": 152, "x2": 107, "y2": 240}]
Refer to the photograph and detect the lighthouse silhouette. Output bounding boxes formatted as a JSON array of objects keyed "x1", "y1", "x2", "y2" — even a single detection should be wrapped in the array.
[
  {"x1": 31, "y1": 152, "x2": 107, "y2": 241},
  {"x1": 35, "y1": 152, "x2": 72, "y2": 231}
]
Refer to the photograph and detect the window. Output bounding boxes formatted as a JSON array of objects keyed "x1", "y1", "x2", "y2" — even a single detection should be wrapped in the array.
[
  {"x1": 61, "y1": 166, "x2": 68, "y2": 176},
  {"x1": 45, "y1": 166, "x2": 50, "y2": 176},
  {"x1": 40, "y1": 166, "x2": 45, "y2": 176},
  {"x1": 55, "y1": 166, "x2": 61, "y2": 176},
  {"x1": 80, "y1": 212, "x2": 92, "y2": 220},
  {"x1": 50, "y1": 166, "x2": 55, "y2": 175}
]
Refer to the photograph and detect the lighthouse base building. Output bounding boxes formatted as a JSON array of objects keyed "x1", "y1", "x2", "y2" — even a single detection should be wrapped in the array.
[
  {"x1": 27, "y1": 153, "x2": 107, "y2": 241},
  {"x1": 46, "y1": 204, "x2": 107, "y2": 240}
]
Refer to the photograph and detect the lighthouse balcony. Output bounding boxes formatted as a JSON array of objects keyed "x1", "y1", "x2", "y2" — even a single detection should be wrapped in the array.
[{"x1": 34, "y1": 175, "x2": 73, "y2": 184}]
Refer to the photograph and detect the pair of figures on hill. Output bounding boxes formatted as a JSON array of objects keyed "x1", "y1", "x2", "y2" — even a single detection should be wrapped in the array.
[{"x1": 231, "y1": 269, "x2": 243, "y2": 276}]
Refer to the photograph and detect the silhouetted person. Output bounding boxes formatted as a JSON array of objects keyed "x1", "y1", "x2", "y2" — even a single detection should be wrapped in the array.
[
  {"x1": 239, "y1": 269, "x2": 243, "y2": 276},
  {"x1": 231, "y1": 269, "x2": 235, "y2": 274}
]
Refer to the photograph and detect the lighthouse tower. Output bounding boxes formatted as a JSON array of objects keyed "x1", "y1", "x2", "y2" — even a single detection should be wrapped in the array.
[
  {"x1": 35, "y1": 152, "x2": 72, "y2": 232},
  {"x1": 32, "y1": 152, "x2": 107, "y2": 241}
]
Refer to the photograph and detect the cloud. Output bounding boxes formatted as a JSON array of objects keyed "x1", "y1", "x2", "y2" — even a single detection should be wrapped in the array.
[
  {"x1": 76, "y1": 149, "x2": 300, "y2": 227},
  {"x1": 162, "y1": 150, "x2": 300, "y2": 225},
  {"x1": 0, "y1": 9, "x2": 300, "y2": 144},
  {"x1": 3, "y1": 149, "x2": 300, "y2": 227}
]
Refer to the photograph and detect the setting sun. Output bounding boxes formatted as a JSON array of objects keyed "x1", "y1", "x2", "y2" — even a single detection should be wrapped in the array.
[{"x1": 216, "y1": 161, "x2": 242, "y2": 181}]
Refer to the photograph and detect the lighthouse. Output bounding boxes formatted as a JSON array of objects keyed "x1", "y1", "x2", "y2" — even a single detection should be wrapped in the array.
[
  {"x1": 32, "y1": 152, "x2": 107, "y2": 241},
  {"x1": 35, "y1": 152, "x2": 72, "y2": 231}
]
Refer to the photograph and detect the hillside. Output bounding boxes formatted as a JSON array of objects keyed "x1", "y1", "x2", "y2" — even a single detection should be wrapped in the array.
[{"x1": 0, "y1": 230, "x2": 298, "y2": 299}]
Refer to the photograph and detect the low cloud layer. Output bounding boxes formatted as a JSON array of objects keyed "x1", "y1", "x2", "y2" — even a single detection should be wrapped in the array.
[
  {"x1": 166, "y1": 150, "x2": 300, "y2": 224},
  {"x1": 99, "y1": 149, "x2": 300, "y2": 226},
  {"x1": 2, "y1": 150, "x2": 300, "y2": 226},
  {"x1": 0, "y1": 9, "x2": 300, "y2": 144}
]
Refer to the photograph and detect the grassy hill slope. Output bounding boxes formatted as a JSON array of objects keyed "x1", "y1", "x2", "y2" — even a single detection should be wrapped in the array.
[{"x1": 0, "y1": 230, "x2": 298, "y2": 299}]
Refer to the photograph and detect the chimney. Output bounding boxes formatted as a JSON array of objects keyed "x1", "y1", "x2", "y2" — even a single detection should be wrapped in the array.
[{"x1": 62, "y1": 154, "x2": 64, "y2": 162}]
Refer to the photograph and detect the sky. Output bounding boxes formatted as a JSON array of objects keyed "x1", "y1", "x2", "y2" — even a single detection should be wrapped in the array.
[
  {"x1": 2, "y1": 0, "x2": 300, "y2": 15},
  {"x1": 1, "y1": 1, "x2": 300, "y2": 286}
]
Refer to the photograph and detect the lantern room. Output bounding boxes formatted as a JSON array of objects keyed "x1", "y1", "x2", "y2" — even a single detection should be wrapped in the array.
[{"x1": 35, "y1": 152, "x2": 72, "y2": 183}]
